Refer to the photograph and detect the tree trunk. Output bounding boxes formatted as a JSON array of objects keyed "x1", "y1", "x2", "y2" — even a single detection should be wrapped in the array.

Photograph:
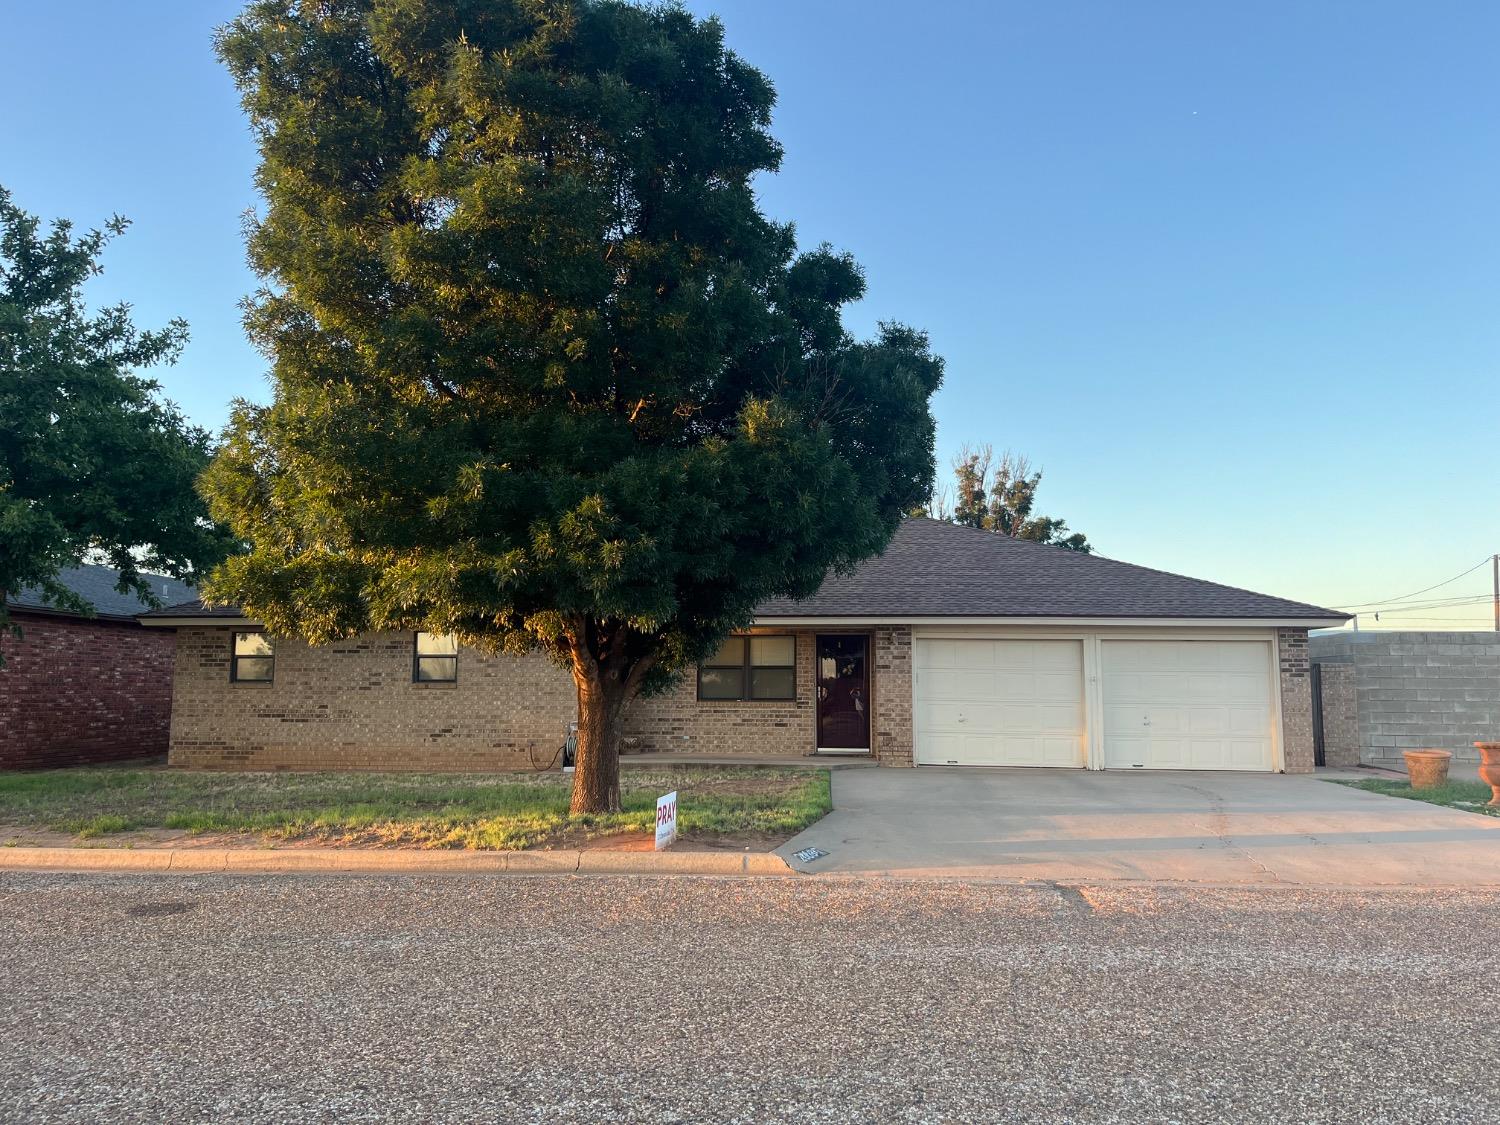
[{"x1": 569, "y1": 674, "x2": 630, "y2": 814}]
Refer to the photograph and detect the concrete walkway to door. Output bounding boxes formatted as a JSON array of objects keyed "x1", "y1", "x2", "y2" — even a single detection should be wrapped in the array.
[{"x1": 776, "y1": 767, "x2": 1500, "y2": 887}]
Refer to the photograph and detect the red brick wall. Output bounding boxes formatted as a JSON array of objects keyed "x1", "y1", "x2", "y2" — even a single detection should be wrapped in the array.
[{"x1": 0, "y1": 613, "x2": 177, "y2": 769}]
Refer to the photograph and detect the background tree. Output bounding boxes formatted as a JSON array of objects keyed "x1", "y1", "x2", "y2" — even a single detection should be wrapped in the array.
[
  {"x1": 205, "y1": 0, "x2": 943, "y2": 813},
  {"x1": 0, "y1": 186, "x2": 233, "y2": 644},
  {"x1": 935, "y1": 444, "x2": 1090, "y2": 552}
]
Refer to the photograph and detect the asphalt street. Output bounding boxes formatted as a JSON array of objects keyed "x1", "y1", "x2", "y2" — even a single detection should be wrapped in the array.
[{"x1": 2, "y1": 872, "x2": 1497, "y2": 1123}]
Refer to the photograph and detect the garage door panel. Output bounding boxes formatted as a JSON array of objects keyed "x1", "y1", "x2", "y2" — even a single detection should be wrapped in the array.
[
  {"x1": 1037, "y1": 702, "x2": 1082, "y2": 729},
  {"x1": 921, "y1": 640, "x2": 968, "y2": 671},
  {"x1": 1228, "y1": 707, "x2": 1266, "y2": 734},
  {"x1": 918, "y1": 701, "x2": 980, "y2": 731},
  {"x1": 1101, "y1": 642, "x2": 1148, "y2": 671},
  {"x1": 1107, "y1": 735, "x2": 1154, "y2": 767},
  {"x1": 922, "y1": 731, "x2": 967, "y2": 763},
  {"x1": 987, "y1": 671, "x2": 1033, "y2": 697},
  {"x1": 1035, "y1": 670, "x2": 1083, "y2": 700},
  {"x1": 1032, "y1": 644, "x2": 1080, "y2": 672},
  {"x1": 1102, "y1": 640, "x2": 1274, "y2": 772},
  {"x1": 928, "y1": 669, "x2": 997, "y2": 700},
  {"x1": 991, "y1": 702, "x2": 1035, "y2": 729},
  {"x1": 1217, "y1": 644, "x2": 1267, "y2": 672},
  {"x1": 1188, "y1": 709, "x2": 1229, "y2": 735},
  {"x1": 916, "y1": 639, "x2": 1085, "y2": 767}
]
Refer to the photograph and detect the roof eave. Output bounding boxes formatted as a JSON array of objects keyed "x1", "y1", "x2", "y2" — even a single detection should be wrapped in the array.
[
  {"x1": 752, "y1": 614, "x2": 1351, "y2": 629},
  {"x1": 138, "y1": 614, "x2": 255, "y2": 627},
  {"x1": 142, "y1": 612, "x2": 1351, "y2": 630},
  {"x1": 9, "y1": 605, "x2": 147, "y2": 625}
]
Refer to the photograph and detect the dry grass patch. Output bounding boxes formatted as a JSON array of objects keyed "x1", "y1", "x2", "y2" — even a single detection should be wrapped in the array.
[{"x1": 0, "y1": 766, "x2": 831, "y2": 850}]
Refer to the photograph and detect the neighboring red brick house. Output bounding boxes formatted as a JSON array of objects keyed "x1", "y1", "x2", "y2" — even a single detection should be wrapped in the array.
[{"x1": 1, "y1": 566, "x2": 196, "y2": 769}]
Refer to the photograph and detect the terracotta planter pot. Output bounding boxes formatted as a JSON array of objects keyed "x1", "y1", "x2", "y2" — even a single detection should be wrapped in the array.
[
  {"x1": 1403, "y1": 749, "x2": 1452, "y2": 790},
  {"x1": 1475, "y1": 743, "x2": 1500, "y2": 807}
]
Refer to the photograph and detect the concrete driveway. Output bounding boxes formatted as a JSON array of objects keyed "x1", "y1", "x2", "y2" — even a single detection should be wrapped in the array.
[{"x1": 778, "y1": 767, "x2": 1500, "y2": 886}]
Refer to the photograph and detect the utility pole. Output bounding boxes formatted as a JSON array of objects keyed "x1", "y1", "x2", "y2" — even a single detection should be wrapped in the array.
[{"x1": 1493, "y1": 554, "x2": 1499, "y2": 633}]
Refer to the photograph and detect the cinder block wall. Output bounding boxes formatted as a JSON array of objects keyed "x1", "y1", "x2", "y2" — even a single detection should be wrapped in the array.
[
  {"x1": 0, "y1": 613, "x2": 177, "y2": 769},
  {"x1": 1309, "y1": 631, "x2": 1500, "y2": 763}
]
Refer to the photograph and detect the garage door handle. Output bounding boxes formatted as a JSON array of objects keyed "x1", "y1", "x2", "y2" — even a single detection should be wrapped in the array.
[{"x1": 957, "y1": 715, "x2": 966, "y2": 723}]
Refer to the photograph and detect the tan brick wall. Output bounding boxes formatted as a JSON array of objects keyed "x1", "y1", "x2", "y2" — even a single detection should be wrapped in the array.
[
  {"x1": 168, "y1": 626, "x2": 873, "y2": 770},
  {"x1": 873, "y1": 626, "x2": 914, "y2": 766},
  {"x1": 169, "y1": 627, "x2": 578, "y2": 771},
  {"x1": 1315, "y1": 660, "x2": 1359, "y2": 767},
  {"x1": 627, "y1": 631, "x2": 817, "y2": 757},
  {"x1": 1277, "y1": 628, "x2": 1314, "y2": 773},
  {"x1": 167, "y1": 624, "x2": 1306, "y2": 774}
]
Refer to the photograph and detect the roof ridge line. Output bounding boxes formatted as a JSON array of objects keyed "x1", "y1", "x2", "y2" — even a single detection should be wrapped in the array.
[{"x1": 905, "y1": 515, "x2": 1340, "y2": 617}]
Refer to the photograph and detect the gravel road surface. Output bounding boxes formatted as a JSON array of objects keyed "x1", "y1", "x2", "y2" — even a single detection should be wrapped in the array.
[{"x1": 2, "y1": 873, "x2": 1496, "y2": 1123}]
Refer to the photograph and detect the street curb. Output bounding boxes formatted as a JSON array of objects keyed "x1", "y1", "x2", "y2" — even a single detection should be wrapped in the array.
[{"x1": 0, "y1": 846, "x2": 794, "y2": 877}]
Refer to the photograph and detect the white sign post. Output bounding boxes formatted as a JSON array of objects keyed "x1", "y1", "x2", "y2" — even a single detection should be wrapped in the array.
[{"x1": 655, "y1": 790, "x2": 678, "y2": 850}]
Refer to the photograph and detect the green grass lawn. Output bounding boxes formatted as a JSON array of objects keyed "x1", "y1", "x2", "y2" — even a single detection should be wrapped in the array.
[
  {"x1": 0, "y1": 766, "x2": 832, "y2": 850},
  {"x1": 1337, "y1": 777, "x2": 1499, "y2": 817}
]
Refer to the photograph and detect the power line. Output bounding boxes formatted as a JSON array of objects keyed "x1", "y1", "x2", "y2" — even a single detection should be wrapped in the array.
[
  {"x1": 1333, "y1": 557, "x2": 1493, "y2": 610},
  {"x1": 1357, "y1": 610, "x2": 1494, "y2": 622},
  {"x1": 1363, "y1": 619, "x2": 1492, "y2": 626},
  {"x1": 1368, "y1": 594, "x2": 1490, "y2": 610},
  {"x1": 1367, "y1": 595, "x2": 1493, "y2": 616}
]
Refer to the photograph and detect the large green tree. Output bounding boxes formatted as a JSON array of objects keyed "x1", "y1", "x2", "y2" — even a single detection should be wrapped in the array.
[
  {"x1": 206, "y1": 0, "x2": 943, "y2": 813},
  {"x1": 940, "y1": 445, "x2": 1091, "y2": 552},
  {"x1": 0, "y1": 187, "x2": 231, "y2": 642}
]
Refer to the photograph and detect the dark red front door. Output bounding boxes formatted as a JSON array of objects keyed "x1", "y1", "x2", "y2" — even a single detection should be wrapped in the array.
[{"x1": 816, "y1": 635, "x2": 869, "y2": 751}]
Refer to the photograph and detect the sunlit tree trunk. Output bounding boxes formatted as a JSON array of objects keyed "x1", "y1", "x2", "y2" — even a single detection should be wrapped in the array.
[
  {"x1": 570, "y1": 673, "x2": 628, "y2": 814},
  {"x1": 567, "y1": 620, "x2": 655, "y2": 815}
]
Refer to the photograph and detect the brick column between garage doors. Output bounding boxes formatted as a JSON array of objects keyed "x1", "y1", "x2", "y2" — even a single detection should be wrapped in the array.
[
  {"x1": 1277, "y1": 628, "x2": 1315, "y2": 773},
  {"x1": 873, "y1": 626, "x2": 914, "y2": 766}
]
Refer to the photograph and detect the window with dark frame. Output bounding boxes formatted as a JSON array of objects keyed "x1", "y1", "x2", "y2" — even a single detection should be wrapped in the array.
[
  {"x1": 230, "y1": 631, "x2": 274, "y2": 683},
  {"x1": 697, "y1": 635, "x2": 795, "y2": 701},
  {"x1": 414, "y1": 632, "x2": 459, "y2": 683}
]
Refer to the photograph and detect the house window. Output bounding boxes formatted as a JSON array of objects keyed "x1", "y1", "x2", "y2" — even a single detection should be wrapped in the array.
[
  {"x1": 231, "y1": 632, "x2": 274, "y2": 683},
  {"x1": 697, "y1": 635, "x2": 796, "y2": 701},
  {"x1": 414, "y1": 632, "x2": 459, "y2": 683}
]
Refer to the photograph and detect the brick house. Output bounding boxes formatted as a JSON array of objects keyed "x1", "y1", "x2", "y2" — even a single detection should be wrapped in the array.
[
  {"x1": 2, "y1": 565, "x2": 196, "y2": 769},
  {"x1": 141, "y1": 519, "x2": 1346, "y2": 774}
]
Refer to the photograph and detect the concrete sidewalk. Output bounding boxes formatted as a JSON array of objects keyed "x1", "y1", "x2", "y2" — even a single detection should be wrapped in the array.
[
  {"x1": 0, "y1": 846, "x2": 793, "y2": 877},
  {"x1": 776, "y1": 766, "x2": 1500, "y2": 887}
]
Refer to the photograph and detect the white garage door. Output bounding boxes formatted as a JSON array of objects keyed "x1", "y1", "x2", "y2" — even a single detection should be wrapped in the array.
[
  {"x1": 915, "y1": 639, "x2": 1085, "y2": 767},
  {"x1": 1102, "y1": 640, "x2": 1274, "y2": 771}
]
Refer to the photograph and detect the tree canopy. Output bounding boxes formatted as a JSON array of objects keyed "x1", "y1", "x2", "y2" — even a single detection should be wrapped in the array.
[
  {"x1": 0, "y1": 186, "x2": 231, "y2": 638},
  {"x1": 206, "y1": 0, "x2": 943, "y2": 810},
  {"x1": 936, "y1": 445, "x2": 1090, "y2": 553}
]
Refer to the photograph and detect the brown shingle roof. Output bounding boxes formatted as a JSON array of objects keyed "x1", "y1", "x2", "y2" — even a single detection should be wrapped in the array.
[
  {"x1": 9, "y1": 565, "x2": 197, "y2": 622},
  {"x1": 140, "y1": 518, "x2": 1346, "y2": 624},
  {"x1": 754, "y1": 518, "x2": 1346, "y2": 621},
  {"x1": 139, "y1": 598, "x2": 243, "y2": 619}
]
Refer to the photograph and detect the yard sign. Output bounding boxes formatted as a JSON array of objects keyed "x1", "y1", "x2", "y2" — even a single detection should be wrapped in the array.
[{"x1": 655, "y1": 791, "x2": 678, "y2": 850}]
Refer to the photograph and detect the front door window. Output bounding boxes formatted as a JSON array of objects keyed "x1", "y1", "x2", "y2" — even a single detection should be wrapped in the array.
[{"x1": 816, "y1": 635, "x2": 869, "y2": 751}]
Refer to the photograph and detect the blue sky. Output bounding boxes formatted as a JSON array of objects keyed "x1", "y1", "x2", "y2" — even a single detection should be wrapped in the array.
[{"x1": 3, "y1": 1, "x2": 1497, "y2": 627}]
